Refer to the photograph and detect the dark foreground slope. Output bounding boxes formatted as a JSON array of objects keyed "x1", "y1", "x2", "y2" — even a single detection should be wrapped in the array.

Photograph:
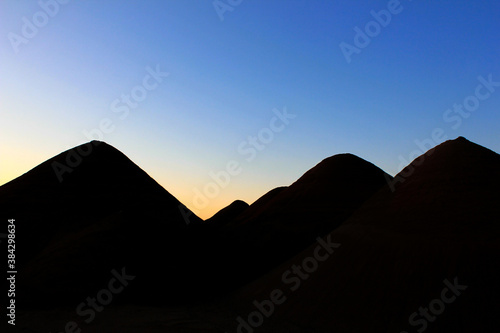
[
  {"x1": 230, "y1": 137, "x2": 500, "y2": 332},
  {"x1": 0, "y1": 141, "x2": 209, "y2": 305}
]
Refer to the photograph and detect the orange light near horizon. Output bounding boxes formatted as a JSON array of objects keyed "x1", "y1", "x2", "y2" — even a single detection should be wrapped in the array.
[{"x1": 0, "y1": 145, "x2": 53, "y2": 186}]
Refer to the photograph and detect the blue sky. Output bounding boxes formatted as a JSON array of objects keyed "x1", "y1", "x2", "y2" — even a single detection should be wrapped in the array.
[{"x1": 1, "y1": 0, "x2": 499, "y2": 218}]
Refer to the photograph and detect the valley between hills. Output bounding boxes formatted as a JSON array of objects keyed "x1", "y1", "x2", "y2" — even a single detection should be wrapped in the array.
[{"x1": 1, "y1": 136, "x2": 499, "y2": 332}]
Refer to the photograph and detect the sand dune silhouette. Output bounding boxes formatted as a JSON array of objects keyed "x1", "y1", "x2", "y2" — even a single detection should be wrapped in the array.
[{"x1": 2, "y1": 137, "x2": 499, "y2": 332}]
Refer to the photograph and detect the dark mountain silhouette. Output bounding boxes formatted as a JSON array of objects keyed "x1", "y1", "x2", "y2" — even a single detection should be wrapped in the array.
[
  {"x1": 229, "y1": 186, "x2": 287, "y2": 225},
  {"x1": 203, "y1": 155, "x2": 391, "y2": 293},
  {"x1": 205, "y1": 200, "x2": 249, "y2": 227},
  {"x1": 0, "y1": 141, "x2": 213, "y2": 305},
  {"x1": 224, "y1": 154, "x2": 393, "y2": 278},
  {"x1": 346, "y1": 136, "x2": 500, "y2": 232},
  {"x1": 1, "y1": 140, "x2": 201, "y2": 261},
  {"x1": 1, "y1": 141, "x2": 393, "y2": 307},
  {"x1": 231, "y1": 137, "x2": 500, "y2": 332},
  {"x1": 181, "y1": 154, "x2": 393, "y2": 299},
  {"x1": 6, "y1": 136, "x2": 499, "y2": 333}
]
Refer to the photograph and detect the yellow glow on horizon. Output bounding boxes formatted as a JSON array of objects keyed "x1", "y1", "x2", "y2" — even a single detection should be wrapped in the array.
[
  {"x1": 0, "y1": 145, "x2": 52, "y2": 186},
  {"x1": 0, "y1": 144, "x2": 277, "y2": 221},
  {"x1": 164, "y1": 183, "x2": 268, "y2": 221}
]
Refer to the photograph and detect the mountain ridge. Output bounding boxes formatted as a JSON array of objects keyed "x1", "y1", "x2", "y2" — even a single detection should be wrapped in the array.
[{"x1": 230, "y1": 136, "x2": 500, "y2": 332}]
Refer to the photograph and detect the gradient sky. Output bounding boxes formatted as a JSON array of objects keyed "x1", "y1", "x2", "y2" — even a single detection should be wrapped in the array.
[{"x1": 1, "y1": 0, "x2": 499, "y2": 219}]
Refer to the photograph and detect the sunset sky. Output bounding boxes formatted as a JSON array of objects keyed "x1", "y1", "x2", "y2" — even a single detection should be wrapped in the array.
[{"x1": 1, "y1": 1, "x2": 499, "y2": 219}]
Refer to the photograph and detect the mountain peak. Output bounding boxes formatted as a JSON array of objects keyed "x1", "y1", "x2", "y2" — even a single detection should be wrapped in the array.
[
  {"x1": 368, "y1": 136, "x2": 500, "y2": 230},
  {"x1": 205, "y1": 200, "x2": 249, "y2": 226},
  {"x1": 292, "y1": 152, "x2": 392, "y2": 188},
  {"x1": 77, "y1": 140, "x2": 122, "y2": 155},
  {"x1": 397, "y1": 136, "x2": 499, "y2": 182},
  {"x1": 433, "y1": 136, "x2": 474, "y2": 150}
]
